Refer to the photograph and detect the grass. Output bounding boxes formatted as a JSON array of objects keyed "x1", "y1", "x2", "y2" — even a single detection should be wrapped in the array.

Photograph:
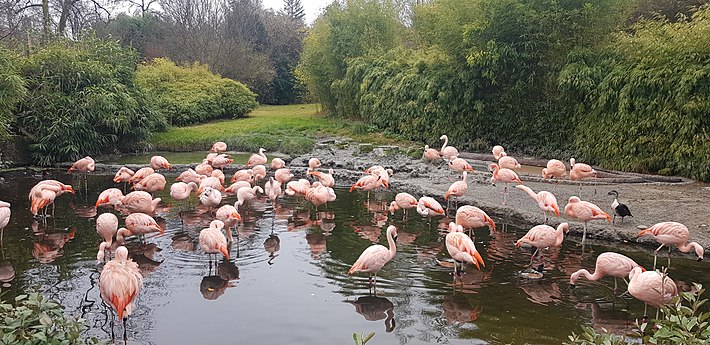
[{"x1": 150, "y1": 104, "x2": 414, "y2": 154}]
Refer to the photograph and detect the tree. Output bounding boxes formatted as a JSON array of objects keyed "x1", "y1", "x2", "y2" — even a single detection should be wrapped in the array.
[{"x1": 283, "y1": 0, "x2": 304, "y2": 21}]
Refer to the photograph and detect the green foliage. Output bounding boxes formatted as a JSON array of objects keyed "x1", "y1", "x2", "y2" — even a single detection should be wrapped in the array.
[
  {"x1": 0, "y1": 49, "x2": 26, "y2": 138},
  {"x1": 13, "y1": 38, "x2": 164, "y2": 165},
  {"x1": 0, "y1": 292, "x2": 103, "y2": 345},
  {"x1": 560, "y1": 5, "x2": 710, "y2": 180},
  {"x1": 566, "y1": 284, "x2": 710, "y2": 345},
  {"x1": 136, "y1": 58, "x2": 258, "y2": 126},
  {"x1": 353, "y1": 332, "x2": 375, "y2": 345}
]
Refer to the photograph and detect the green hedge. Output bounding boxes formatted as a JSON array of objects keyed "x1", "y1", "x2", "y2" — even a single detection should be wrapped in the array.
[
  {"x1": 136, "y1": 58, "x2": 258, "y2": 126},
  {"x1": 0, "y1": 49, "x2": 26, "y2": 138}
]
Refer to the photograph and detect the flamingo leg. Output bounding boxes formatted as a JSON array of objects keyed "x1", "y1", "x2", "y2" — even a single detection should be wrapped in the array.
[
  {"x1": 529, "y1": 248, "x2": 540, "y2": 266},
  {"x1": 502, "y1": 184, "x2": 508, "y2": 205},
  {"x1": 581, "y1": 222, "x2": 588, "y2": 246},
  {"x1": 0, "y1": 228, "x2": 3, "y2": 243},
  {"x1": 667, "y1": 245, "x2": 671, "y2": 269},
  {"x1": 123, "y1": 317, "x2": 128, "y2": 342},
  {"x1": 653, "y1": 244, "x2": 665, "y2": 270}
]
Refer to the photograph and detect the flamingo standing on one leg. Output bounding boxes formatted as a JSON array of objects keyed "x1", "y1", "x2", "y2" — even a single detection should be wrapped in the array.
[
  {"x1": 264, "y1": 177, "x2": 282, "y2": 206},
  {"x1": 444, "y1": 171, "x2": 468, "y2": 214},
  {"x1": 235, "y1": 186, "x2": 263, "y2": 210},
  {"x1": 446, "y1": 222, "x2": 485, "y2": 280},
  {"x1": 489, "y1": 163, "x2": 522, "y2": 205},
  {"x1": 448, "y1": 157, "x2": 474, "y2": 179},
  {"x1": 439, "y1": 135, "x2": 459, "y2": 160},
  {"x1": 150, "y1": 156, "x2": 172, "y2": 171},
  {"x1": 455, "y1": 205, "x2": 496, "y2": 237},
  {"x1": 570, "y1": 252, "x2": 644, "y2": 293},
  {"x1": 564, "y1": 196, "x2": 611, "y2": 246},
  {"x1": 570, "y1": 157, "x2": 597, "y2": 197},
  {"x1": 67, "y1": 156, "x2": 95, "y2": 193},
  {"x1": 423, "y1": 145, "x2": 440, "y2": 164},
  {"x1": 210, "y1": 141, "x2": 227, "y2": 153},
  {"x1": 542, "y1": 159, "x2": 566, "y2": 179},
  {"x1": 96, "y1": 213, "x2": 119, "y2": 261},
  {"x1": 99, "y1": 246, "x2": 142, "y2": 342},
  {"x1": 388, "y1": 192, "x2": 418, "y2": 220},
  {"x1": 170, "y1": 182, "x2": 198, "y2": 211},
  {"x1": 246, "y1": 148, "x2": 267, "y2": 168},
  {"x1": 116, "y1": 213, "x2": 164, "y2": 244},
  {"x1": 515, "y1": 185, "x2": 560, "y2": 224},
  {"x1": 0, "y1": 201, "x2": 10, "y2": 243},
  {"x1": 348, "y1": 225, "x2": 398, "y2": 294},
  {"x1": 199, "y1": 220, "x2": 230, "y2": 264},
  {"x1": 275, "y1": 168, "x2": 294, "y2": 185},
  {"x1": 417, "y1": 196, "x2": 445, "y2": 225},
  {"x1": 349, "y1": 175, "x2": 381, "y2": 205},
  {"x1": 627, "y1": 267, "x2": 678, "y2": 322},
  {"x1": 638, "y1": 222, "x2": 704, "y2": 269},
  {"x1": 516, "y1": 223, "x2": 569, "y2": 266},
  {"x1": 215, "y1": 205, "x2": 242, "y2": 243}
]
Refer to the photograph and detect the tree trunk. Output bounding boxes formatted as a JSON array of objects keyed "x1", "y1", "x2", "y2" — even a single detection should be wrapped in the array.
[{"x1": 42, "y1": 0, "x2": 50, "y2": 42}]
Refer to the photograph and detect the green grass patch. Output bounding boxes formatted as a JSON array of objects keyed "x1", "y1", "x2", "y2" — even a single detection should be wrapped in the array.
[{"x1": 150, "y1": 104, "x2": 413, "y2": 154}]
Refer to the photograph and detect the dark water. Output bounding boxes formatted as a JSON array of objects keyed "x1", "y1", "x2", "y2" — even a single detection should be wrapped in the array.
[
  {"x1": 105, "y1": 151, "x2": 286, "y2": 166},
  {"x1": 0, "y1": 171, "x2": 707, "y2": 345}
]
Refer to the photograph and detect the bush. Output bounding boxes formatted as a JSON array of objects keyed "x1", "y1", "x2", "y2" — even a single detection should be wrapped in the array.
[
  {"x1": 136, "y1": 58, "x2": 258, "y2": 126},
  {"x1": 0, "y1": 292, "x2": 103, "y2": 345},
  {"x1": 12, "y1": 38, "x2": 164, "y2": 165},
  {"x1": 0, "y1": 49, "x2": 25, "y2": 138}
]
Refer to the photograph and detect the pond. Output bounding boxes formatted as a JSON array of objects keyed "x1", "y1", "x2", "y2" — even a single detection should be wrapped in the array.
[
  {"x1": 0, "y1": 171, "x2": 707, "y2": 345},
  {"x1": 104, "y1": 151, "x2": 287, "y2": 166}
]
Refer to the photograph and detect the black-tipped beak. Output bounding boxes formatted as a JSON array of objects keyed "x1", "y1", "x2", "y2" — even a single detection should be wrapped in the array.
[
  {"x1": 698, "y1": 257, "x2": 703, "y2": 262},
  {"x1": 570, "y1": 284, "x2": 576, "y2": 289},
  {"x1": 393, "y1": 235, "x2": 398, "y2": 242}
]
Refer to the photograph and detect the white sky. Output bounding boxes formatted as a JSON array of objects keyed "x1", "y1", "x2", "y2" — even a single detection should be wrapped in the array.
[{"x1": 262, "y1": 0, "x2": 334, "y2": 24}]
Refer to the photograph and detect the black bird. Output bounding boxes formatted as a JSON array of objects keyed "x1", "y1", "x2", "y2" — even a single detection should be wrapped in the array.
[{"x1": 608, "y1": 190, "x2": 632, "y2": 224}]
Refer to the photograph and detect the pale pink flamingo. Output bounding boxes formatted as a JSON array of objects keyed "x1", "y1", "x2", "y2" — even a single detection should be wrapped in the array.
[
  {"x1": 446, "y1": 222, "x2": 485, "y2": 278},
  {"x1": 128, "y1": 167, "x2": 154, "y2": 184},
  {"x1": 117, "y1": 191, "x2": 161, "y2": 214},
  {"x1": 498, "y1": 153, "x2": 521, "y2": 170},
  {"x1": 210, "y1": 141, "x2": 227, "y2": 153},
  {"x1": 285, "y1": 179, "x2": 310, "y2": 196},
  {"x1": 306, "y1": 182, "x2": 329, "y2": 209},
  {"x1": 96, "y1": 188, "x2": 124, "y2": 208},
  {"x1": 67, "y1": 156, "x2": 95, "y2": 192},
  {"x1": 264, "y1": 177, "x2": 281, "y2": 205},
  {"x1": 117, "y1": 213, "x2": 164, "y2": 243},
  {"x1": 628, "y1": 267, "x2": 678, "y2": 321},
  {"x1": 275, "y1": 168, "x2": 294, "y2": 184},
  {"x1": 309, "y1": 169, "x2": 335, "y2": 188},
  {"x1": 0, "y1": 201, "x2": 10, "y2": 243},
  {"x1": 570, "y1": 157, "x2": 597, "y2": 196},
  {"x1": 270, "y1": 158, "x2": 285, "y2": 170},
  {"x1": 199, "y1": 186, "x2": 222, "y2": 213},
  {"x1": 365, "y1": 166, "x2": 392, "y2": 188},
  {"x1": 195, "y1": 161, "x2": 213, "y2": 176},
  {"x1": 230, "y1": 169, "x2": 254, "y2": 184},
  {"x1": 236, "y1": 186, "x2": 263, "y2": 209},
  {"x1": 205, "y1": 153, "x2": 218, "y2": 165},
  {"x1": 29, "y1": 181, "x2": 75, "y2": 217},
  {"x1": 197, "y1": 176, "x2": 223, "y2": 193},
  {"x1": 113, "y1": 167, "x2": 134, "y2": 185},
  {"x1": 131, "y1": 173, "x2": 166, "y2": 194},
  {"x1": 348, "y1": 225, "x2": 398, "y2": 293},
  {"x1": 170, "y1": 182, "x2": 198, "y2": 209},
  {"x1": 489, "y1": 163, "x2": 522, "y2": 205},
  {"x1": 215, "y1": 206, "x2": 241, "y2": 243},
  {"x1": 211, "y1": 154, "x2": 233, "y2": 169},
  {"x1": 225, "y1": 181, "x2": 251, "y2": 194},
  {"x1": 176, "y1": 168, "x2": 201, "y2": 184},
  {"x1": 99, "y1": 246, "x2": 142, "y2": 341},
  {"x1": 444, "y1": 171, "x2": 468, "y2": 212},
  {"x1": 638, "y1": 222, "x2": 704, "y2": 269},
  {"x1": 423, "y1": 145, "x2": 440, "y2": 163},
  {"x1": 349, "y1": 174, "x2": 382, "y2": 203},
  {"x1": 542, "y1": 159, "x2": 566, "y2": 179},
  {"x1": 455, "y1": 206, "x2": 496, "y2": 235},
  {"x1": 308, "y1": 158, "x2": 321, "y2": 171},
  {"x1": 564, "y1": 196, "x2": 611, "y2": 245},
  {"x1": 149, "y1": 156, "x2": 171, "y2": 171},
  {"x1": 388, "y1": 192, "x2": 418, "y2": 219},
  {"x1": 252, "y1": 165, "x2": 267, "y2": 184},
  {"x1": 516, "y1": 223, "x2": 569, "y2": 266},
  {"x1": 439, "y1": 135, "x2": 459, "y2": 159},
  {"x1": 448, "y1": 156, "x2": 474, "y2": 176},
  {"x1": 211, "y1": 169, "x2": 226, "y2": 185},
  {"x1": 246, "y1": 148, "x2": 267, "y2": 168},
  {"x1": 570, "y1": 252, "x2": 643, "y2": 292},
  {"x1": 200, "y1": 220, "x2": 230, "y2": 263},
  {"x1": 515, "y1": 185, "x2": 560, "y2": 224},
  {"x1": 492, "y1": 145, "x2": 506, "y2": 160},
  {"x1": 96, "y1": 213, "x2": 118, "y2": 261},
  {"x1": 417, "y1": 196, "x2": 445, "y2": 224}
]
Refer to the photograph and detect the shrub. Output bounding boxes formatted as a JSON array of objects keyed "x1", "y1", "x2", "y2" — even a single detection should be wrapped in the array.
[
  {"x1": 136, "y1": 58, "x2": 258, "y2": 126},
  {"x1": 12, "y1": 38, "x2": 164, "y2": 165},
  {"x1": 0, "y1": 49, "x2": 25, "y2": 138}
]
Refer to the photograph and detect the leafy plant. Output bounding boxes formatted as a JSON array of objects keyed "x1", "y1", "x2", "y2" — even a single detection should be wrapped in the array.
[
  {"x1": 353, "y1": 332, "x2": 375, "y2": 345},
  {"x1": 0, "y1": 292, "x2": 103, "y2": 345},
  {"x1": 0, "y1": 49, "x2": 25, "y2": 138}
]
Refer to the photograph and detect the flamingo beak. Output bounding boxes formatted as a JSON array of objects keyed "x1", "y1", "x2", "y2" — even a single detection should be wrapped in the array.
[
  {"x1": 640, "y1": 266, "x2": 646, "y2": 272},
  {"x1": 231, "y1": 212, "x2": 241, "y2": 221},
  {"x1": 96, "y1": 196, "x2": 109, "y2": 207},
  {"x1": 65, "y1": 186, "x2": 76, "y2": 194},
  {"x1": 196, "y1": 186, "x2": 204, "y2": 194},
  {"x1": 383, "y1": 180, "x2": 389, "y2": 188},
  {"x1": 553, "y1": 204, "x2": 560, "y2": 217}
]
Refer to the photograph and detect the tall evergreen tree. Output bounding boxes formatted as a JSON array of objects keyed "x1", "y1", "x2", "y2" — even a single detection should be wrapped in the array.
[{"x1": 283, "y1": 0, "x2": 305, "y2": 21}]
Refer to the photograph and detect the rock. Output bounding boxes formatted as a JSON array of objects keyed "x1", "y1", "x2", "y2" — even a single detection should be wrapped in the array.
[{"x1": 357, "y1": 143, "x2": 374, "y2": 154}]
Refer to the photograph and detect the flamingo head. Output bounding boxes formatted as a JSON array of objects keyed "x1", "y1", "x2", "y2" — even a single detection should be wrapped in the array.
[
  {"x1": 230, "y1": 212, "x2": 242, "y2": 221},
  {"x1": 558, "y1": 222, "x2": 570, "y2": 234},
  {"x1": 95, "y1": 196, "x2": 109, "y2": 207},
  {"x1": 488, "y1": 163, "x2": 499, "y2": 172},
  {"x1": 568, "y1": 196, "x2": 581, "y2": 203},
  {"x1": 64, "y1": 185, "x2": 76, "y2": 194},
  {"x1": 439, "y1": 135, "x2": 446, "y2": 140},
  {"x1": 552, "y1": 203, "x2": 560, "y2": 217}
]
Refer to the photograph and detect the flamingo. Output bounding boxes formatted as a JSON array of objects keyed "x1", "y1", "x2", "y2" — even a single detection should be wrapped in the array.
[
  {"x1": 215, "y1": 205, "x2": 242, "y2": 243},
  {"x1": 113, "y1": 167, "x2": 135, "y2": 188},
  {"x1": 197, "y1": 176, "x2": 223, "y2": 192},
  {"x1": 275, "y1": 168, "x2": 294, "y2": 184},
  {"x1": 444, "y1": 171, "x2": 468, "y2": 212},
  {"x1": 309, "y1": 168, "x2": 335, "y2": 188},
  {"x1": 116, "y1": 213, "x2": 164, "y2": 244},
  {"x1": 230, "y1": 169, "x2": 254, "y2": 184},
  {"x1": 211, "y1": 170, "x2": 226, "y2": 185},
  {"x1": 205, "y1": 153, "x2": 218, "y2": 165},
  {"x1": 211, "y1": 154, "x2": 233, "y2": 169},
  {"x1": 423, "y1": 145, "x2": 440, "y2": 163},
  {"x1": 236, "y1": 186, "x2": 263, "y2": 209},
  {"x1": 492, "y1": 145, "x2": 506, "y2": 160},
  {"x1": 96, "y1": 213, "x2": 118, "y2": 261},
  {"x1": 365, "y1": 166, "x2": 392, "y2": 189},
  {"x1": 348, "y1": 225, "x2": 398, "y2": 294},
  {"x1": 0, "y1": 201, "x2": 10, "y2": 243},
  {"x1": 306, "y1": 182, "x2": 330, "y2": 209},
  {"x1": 628, "y1": 267, "x2": 678, "y2": 321},
  {"x1": 170, "y1": 182, "x2": 198, "y2": 210},
  {"x1": 439, "y1": 135, "x2": 459, "y2": 160},
  {"x1": 265, "y1": 177, "x2": 281, "y2": 204},
  {"x1": 99, "y1": 246, "x2": 142, "y2": 342},
  {"x1": 446, "y1": 222, "x2": 485, "y2": 278},
  {"x1": 210, "y1": 141, "x2": 227, "y2": 153},
  {"x1": 516, "y1": 223, "x2": 569, "y2": 266},
  {"x1": 252, "y1": 165, "x2": 267, "y2": 184},
  {"x1": 67, "y1": 156, "x2": 95, "y2": 192},
  {"x1": 570, "y1": 157, "x2": 597, "y2": 196},
  {"x1": 128, "y1": 167, "x2": 154, "y2": 184},
  {"x1": 225, "y1": 181, "x2": 251, "y2": 194},
  {"x1": 388, "y1": 192, "x2": 418, "y2": 219},
  {"x1": 564, "y1": 196, "x2": 611, "y2": 245},
  {"x1": 195, "y1": 161, "x2": 213, "y2": 176},
  {"x1": 150, "y1": 156, "x2": 172, "y2": 171},
  {"x1": 515, "y1": 185, "x2": 560, "y2": 224},
  {"x1": 448, "y1": 156, "x2": 474, "y2": 176},
  {"x1": 638, "y1": 222, "x2": 704, "y2": 269},
  {"x1": 349, "y1": 174, "x2": 382, "y2": 204},
  {"x1": 489, "y1": 163, "x2": 522, "y2": 205},
  {"x1": 29, "y1": 181, "x2": 75, "y2": 217},
  {"x1": 570, "y1": 252, "x2": 644, "y2": 292},
  {"x1": 285, "y1": 179, "x2": 310, "y2": 196},
  {"x1": 199, "y1": 186, "x2": 222, "y2": 213},
  {"x1": 116, "y1": 191, "x2": 161, "y2": 214},
  {"x1": 416, "y1": 196, "x2": 445, "y2": 224},
  {"x1": 308, "y1": 158, "x2": 321, "y2": 171},
  {"x1": 455, "y1": 206, "x2": 496, "y2": 236},
  {"x1": 96, "y1": 188, "x2": 124, "y2": 208},
  {"x1": 542, "y1": 159, "x2": 566, "y2": 179},
  {"x1": 246, "y1": 148, "x2": 267, "y2": 168},
  {"x1": 176, "y1": 168, "x2": 202, "y2": 184},
  {"x1": 132, "y1": 173, "x2": 166, "y2": 194},
  {"x1": 199, "y1": 220, "x2": 230, "y2": 262},
  {"x1": 270, "y1": 158, "x2": 286, "y2": 170},
  {"x1": 498, "y1": 153, "x2": 521, "y2": 170}
]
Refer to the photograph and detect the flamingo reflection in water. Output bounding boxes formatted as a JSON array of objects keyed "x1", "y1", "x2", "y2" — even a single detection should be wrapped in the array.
[
  {"x1": 443, "y1": 294, "x2": 482, "y2": 324},
  {"x1": 200, "y1": 261, "x2": 239, "y2": 301},
  {"x1": 264, "y1": 233, "x2": 280, "y2": 265},
  {"x1": 306, "y1": 232, "x2": 326, "y2": 259},
  {"x1": 32, "y1": 224, "x2": 76, "y2": 264},
  {"x1": 345, "y1": 295, "x2": 395, "y2": 332}
]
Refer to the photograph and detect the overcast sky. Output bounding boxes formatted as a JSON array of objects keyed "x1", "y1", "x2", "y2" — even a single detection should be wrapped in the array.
[{"x1": 262, "y1": 0, "x2": 334, "y2": 23}]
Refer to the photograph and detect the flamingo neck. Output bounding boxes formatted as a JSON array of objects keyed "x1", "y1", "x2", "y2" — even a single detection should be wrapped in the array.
[
  {"x1": 554, "y1": 227, "x2": 565, "y2": 246},
  {"x1": 386, "y1": 229, "x2": 397, "y2": 258},
  {"x1": 571, "y1": 269, "x2": 596, "y2": 284},
  {"x1": 441, "y1": 136, "x2": 448, "y2": 150},
  {"x1": 677, "y1": 241, "x2": 703, "y2": 256}
]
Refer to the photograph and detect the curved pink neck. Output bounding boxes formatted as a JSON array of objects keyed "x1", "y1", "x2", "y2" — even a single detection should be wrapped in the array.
[
  {"x1": 387, "y1": 230, "x2": 397, "y2": 259},
  {"x1": 571, "y1": 269, "x2": 602, "y2": 284},
  {"x1": 678, "y1": 241, "x2": 703, "y2": 256},
  {"x1": 554, "y1": 227, "x2": 565, "y2": 246}
]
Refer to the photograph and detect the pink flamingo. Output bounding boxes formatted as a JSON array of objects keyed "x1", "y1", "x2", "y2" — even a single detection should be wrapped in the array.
[
  {"x1": 199, "y1": 186, "x2": 222, "y2": 213},
  {"x1": 309, "y1": 169, "x2": 335, "y2": 188},
  {"x1": 200, "y1": 220, "x2": 231, "y2": 263},
  {"x1": 113, "y1": 167, "x2": 134, "y2": 184},
  {"x1": 205, "y1": 153, "x2": 218, "y2": 165},
  {"x1": 444, "y1": 171, "x2": 468, "y2": 212},
  {"x1": 492, "y1": 145, "x2": 506, "y2": 160},
  {"x1": 265, "y1": 177, "x2": 281, "y2": 205},
  {"x1": 96, "y1": 213, "x2": 118, "y2": 261},
  {"x1": 275, "y1": 168, "x2": 294, "y2": 184},
  {"x1": 348, "y1": 225, "x2": 398, "y2": 293},
  {"x1": 176, "y1": 168, "x2": 201, "y2": 184},
  {"x1": 542, "y1": 159, "x2": 566, "y2": 179},
  {"x1": 246, "y1": 148, "x2": 267, "y2": 168},
  {"x1": 197, "y1": 176, "x2": 223, "y2": 193},
  {"x1": 498, "y1": 153, "x2": 521, "y2": 170},
  {"x1": 306, "y1": 182, "x2": 330, "y2": 209},
  {"x1": 68, "y1": 156, "x2": 95, "y2": 192},
  {"x1": 96, "y1": 188, "x2": 124, "y2": 208},
  {"x1": 489, "y1": 163, "x2": 522, "y2": 205},
  {"x1": 252, "y1": 165, "x2": 267, "y2": 184},
  {"x1": 349, "y1": 174, "x2": 382, "y2": 203},
  {"x1": 564, "y1": 196, "x2": 611, "y2": 245},
  {"x1": 210, "y1": 141, "x2": 227, "y2": 153},
  {"x1": 0, "y1": 201, "x2": 10, "y2": 243},
  {"x1": 448, "y1": 156, "x2": 474, "y2": 175},
  {"x1": 211, "y1": 154, "x2": 233, "y2": 169},
  {"x1": 270, "y1": 158, "x2": 286, "y2": 170},
  {"x1": 638, "y1": 222, "x2": 704, "y2": 269},
  {"x1": 388, "y1": 192, "x2": 418, "y2": 219},
  {"x1": 308, "y1": 158, "x2": 321, "y2": 171},
  {"x1": 116, "y1": 191, "x2": 161, "y2": 215},
  {"x1": 210, "y1": 170, "x2": 226, "y2": 185},
  {"x1": 150, "y1": 156, "x2": 172, "y2": 171},
  {"x1": 29, "y1": 181, "x2": 75, "y2": 217},
  {"x1": 446, "y1": 222, "x2": 485, "y2": 278},
  {"x1": 132, "y1": 173, "x2": 166, "y2": 194},
  {"x1": 417, "y1": 196, "x2": 445, "y2": 224},
  {"x1": 236, "y1": 186, "x2": 263, "y2": 209},
  {"x1": 439, "y1": 135, "x2": 459, "y2": 159},
  {"x1": 455, "y1": 205, "x2": 496, "y2": 235},
  {"x1": 570, "y1": 252, "x2": 643, "y2": 292},
  {"x1": 515, "y1": 185, "x2": 560, "y2": 224},
  {"x1": 285, "y1": 179, "x2": 311, "y2": 196},
  {"x1": 117, "y1": 213, "x2": 164, "y2": 244},
  {"x1": 225, "y1": 181, "x2": 251, "y2": 194},
  {"x1": 516, "y1": 223, "x2": 569, "y2": 266},
  {"x1": 195, "y1": 161, "x2": 213, "y2": 176},
  {"x1": 365, "y1": 166, "x2": 391, "y2": 189},
  {"x1": 423, "y1": 145, "x2": 440, "y2": 163},
  {"x1": 230, "y1": 169, "x2": 254, "y2": 184},
  {"x1": 216, "y1": 205, "x2": 242, "y2": 243},
  {"x1": 99, "y1": 246, "x2": 142, "y2": 341},
  {"x1": 170, "y1": 182, "x2": 198, "y2": 210},
  {"x1": 570, "y1": 157, "x2": 597, "y2": 196},
  {"x1": 128, "y1": 167, "x2": 155, "y2": 184},
  {"x1": 628, "y1": 267, "x2": 678, "y2": 320}
]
